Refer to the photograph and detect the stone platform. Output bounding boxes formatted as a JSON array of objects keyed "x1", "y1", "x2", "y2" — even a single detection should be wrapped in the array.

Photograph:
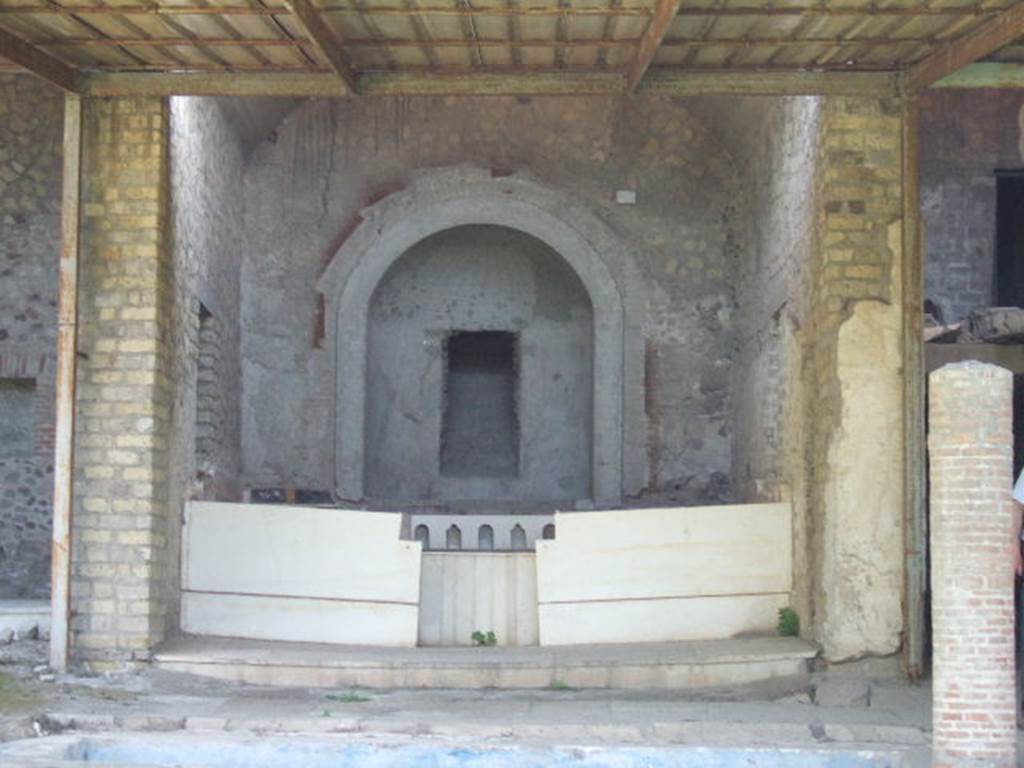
[{"x1": 153, "y1": 635, "x2": 818, "y2": 689}]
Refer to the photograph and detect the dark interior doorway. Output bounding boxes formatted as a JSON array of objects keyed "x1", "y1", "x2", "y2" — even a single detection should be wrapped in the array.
[
  {"x1": 440, "y1": 330, "x2": 519, "y2": 478},
  {"x1": 995, "y1": 171, "x2": 1024, "y2": 309}
]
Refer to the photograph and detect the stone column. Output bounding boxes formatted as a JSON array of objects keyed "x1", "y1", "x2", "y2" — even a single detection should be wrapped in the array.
[
  {"x1": 70, "y1": 96, "x2": 175, "y2": 667},
  {"x1": 813, "y1": 96, "x2": 906, "y2": 662},
  {"x1": 929, "y1": 361, "x2": 1016, "y2": 768}
]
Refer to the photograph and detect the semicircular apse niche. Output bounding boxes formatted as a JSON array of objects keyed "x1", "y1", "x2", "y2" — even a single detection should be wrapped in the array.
[{"x1": 365, "y1": 224, "x2": 594, "y2": 506}]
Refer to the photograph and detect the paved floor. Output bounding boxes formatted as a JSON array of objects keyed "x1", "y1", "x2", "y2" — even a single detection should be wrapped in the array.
[{"x1": 0, "y1": 638, "x2": 932, "y2": 757}]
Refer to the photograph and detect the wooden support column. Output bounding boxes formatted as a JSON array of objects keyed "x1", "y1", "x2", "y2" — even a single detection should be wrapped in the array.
[
  {"x1": 901, "y1": 96, "x2": 926, "y2": 679},
  {"x1": 49, "y1": 94, "x2": 82, "y2": 673}
]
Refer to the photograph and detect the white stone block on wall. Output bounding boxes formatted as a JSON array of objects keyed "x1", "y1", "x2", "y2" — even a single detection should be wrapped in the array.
[
  {"x1": 181, "y1": 502, "x2": 421, "y2": 646},
  {"x1": 535, "y1": 503, "x2": 792, "y2": 645}
]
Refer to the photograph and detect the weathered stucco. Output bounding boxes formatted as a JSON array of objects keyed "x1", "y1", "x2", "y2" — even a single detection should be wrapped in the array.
[{"x1": 822, "y1": 295, "x2": 905, "y2": 660}]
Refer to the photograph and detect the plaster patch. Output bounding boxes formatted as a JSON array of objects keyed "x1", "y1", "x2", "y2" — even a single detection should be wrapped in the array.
[{"x1": 822, "y1": 298, "x2": 904, "y2": 661}]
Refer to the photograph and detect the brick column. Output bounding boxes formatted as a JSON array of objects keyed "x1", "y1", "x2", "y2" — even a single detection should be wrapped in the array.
[
  {"x1": 928, "y1": 361, "x2": 1016, "y2": 768},
  {"x1": 71, "y1": 97, "x2": 175, "y2": 667}
]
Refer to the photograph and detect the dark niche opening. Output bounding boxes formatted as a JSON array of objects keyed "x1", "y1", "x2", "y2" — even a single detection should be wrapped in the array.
[{"x1": 440, "y1": 330, "x2": 519, "y2": 478}]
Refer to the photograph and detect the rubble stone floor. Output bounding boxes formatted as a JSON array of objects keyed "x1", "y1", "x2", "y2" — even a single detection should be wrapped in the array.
[{"x1": 0, "y1": 639, "x2": 947, "y2": 766}]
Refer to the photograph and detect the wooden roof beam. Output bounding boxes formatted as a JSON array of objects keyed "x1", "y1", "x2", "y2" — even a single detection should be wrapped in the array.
[
  {"x1": 282, "y1": 0, "x2": 358, "y2": 94},
  {"x1": 625, "y1": 0, "x2": 682, "y2": 93},
  {"x1": 77, "y1": 68, "x2": 898, "y2": 98},
  {"x1": 0, "y1": 25, "x2": 77, "y2": 91},
  {"x1": 905, "y1": 2, "x2": 1024, "y2": 92}
]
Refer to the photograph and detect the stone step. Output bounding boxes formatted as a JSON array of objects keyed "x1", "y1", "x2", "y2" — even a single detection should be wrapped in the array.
[
  {"x1": 0, "y1": 599, "x2": 50, "y2": 642},
  {"x1": 153, "y1": 635, "x2": 818, "y2": 690}
]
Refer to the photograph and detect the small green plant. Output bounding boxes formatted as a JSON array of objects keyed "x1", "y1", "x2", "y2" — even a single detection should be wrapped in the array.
[
  {"x1": 777, "y1": 607, "x2": 800, "y2": 637},
  {"x1": 548, "y1": 679, "x2": 572, "y2": 691},
  {"x1": 326, "y1": 690, "x2": 371, "y2": 704},
  {"x1": 471, "y1": 630, "x2": 497, "y2": 647}
]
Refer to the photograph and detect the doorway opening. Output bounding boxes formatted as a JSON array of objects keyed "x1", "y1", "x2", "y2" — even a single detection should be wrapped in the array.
[{"x1": 441, "y1": 330, "x2": 519, "y2": 478}]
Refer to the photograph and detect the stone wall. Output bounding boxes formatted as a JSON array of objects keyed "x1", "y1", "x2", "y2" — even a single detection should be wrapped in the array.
[
  {"x1": 0, "y1": 75, "x2": 63, "y2": 598},
  {"x1": 921, "y1": 90, "x2": 1024, "y2": 323},
  {"x1": 169, "y1": 98, "x2": 245, "y2": 503},
  {"x1": 711, "y1": 95, "x2": 822, "y2": 635},
  {"x1": 242, "y1": 95, "x2": 741, "y2": 505}
]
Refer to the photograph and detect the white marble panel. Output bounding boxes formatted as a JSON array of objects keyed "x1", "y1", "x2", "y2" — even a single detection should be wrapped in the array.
[
  {"x1": 182, "y1": 592, "x2": 419, "y2": 646},
  {"x1": 418, "y1": 553, "x2": 538, "y2": 646}
]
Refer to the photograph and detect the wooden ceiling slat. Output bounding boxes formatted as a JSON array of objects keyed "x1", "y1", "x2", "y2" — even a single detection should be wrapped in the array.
[
  {"x1": 349, "y1": 0, "x2": 400, "y2": 70},
  {"x1": 506, "y1": 0, "x2": 522, "y2": 66},
  {"x1": 552, "y1": 0, "x2": 566, "y2": 67},
  {"x1": 595, "y1": 0, "x2": 620, "y2": 68},
  {"x1": 189, "y1": 0, "x2": 275, "y2": 66},
  {"x1": 37, "y1": 0, "x2": 158, "y2": 66},
  {"x1": 400, "y1": 0, "x2": 441, "y2": 67}
]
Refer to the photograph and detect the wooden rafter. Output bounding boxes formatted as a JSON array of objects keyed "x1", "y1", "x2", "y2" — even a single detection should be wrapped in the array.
[
  {"x1": 625, "y1": 0, "x2": 682, "y2": 93},
  {"x1": 676, "y1": 4, "x2": 995, "y2": 17},
  {"x1": 0, "y1": 23, "x2": 76, "y2": 90},
  {"x1": 282, "y1": 0, "x2": 358, "y2": 92},
  {"x1": 906, "y1": 2, "x2": 1024, "y2": 91},
  {"x1": 596, "y1": 0, "x2": 622, "y2": 69},
  {"x1": 506, "y1": 0, "x2": 522, "y2": 67},
  {"x1": 0, "y1": 4, "x2": 650, "y2": 17},
  {"x1": 403, "y1": 0, "x2": 441, "y2": 69}
]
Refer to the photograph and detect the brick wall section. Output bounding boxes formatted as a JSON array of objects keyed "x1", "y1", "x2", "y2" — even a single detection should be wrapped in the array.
[
  {"x1": 920, "y1": 90, "x2": 1024, "y2": 323},
  {"x1": 72, "y1": 96, "x2": 175, "y2": 665},
  {"x1": 928, "y1": 361, "x2": 1016, "y2": 768}
]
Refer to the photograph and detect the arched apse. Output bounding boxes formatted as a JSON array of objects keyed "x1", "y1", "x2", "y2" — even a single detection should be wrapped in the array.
[{"x1": 317, "y1": 168, "x2": 645, "y2": 505}]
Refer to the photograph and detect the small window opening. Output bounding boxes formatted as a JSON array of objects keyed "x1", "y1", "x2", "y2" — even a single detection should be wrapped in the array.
[
  {"x1": 478, "y1": 524, "x2": 494, "y2": 551},
  {"x1": 510, "y1": 524, "x2": 526, "y2": 551},
  {"x1": 440, "y1": 330, "x2": 519, "y2": 477},
  {"x1": 542, "y1": 523, "x2": 556, "y2": 540},
  {"x1": 414, "y1": 524, "x2": 430, "y2": 549},
  {"x1": 446, "y1": 524, "x2": 462, "y2": 550}
]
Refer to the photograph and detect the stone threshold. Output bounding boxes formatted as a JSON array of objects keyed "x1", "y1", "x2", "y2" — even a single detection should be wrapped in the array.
[{"x1": 153, "y1": 635, "x2": 819, "y2": 690}]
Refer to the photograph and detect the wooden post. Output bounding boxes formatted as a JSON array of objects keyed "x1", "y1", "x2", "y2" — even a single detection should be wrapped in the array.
[
  {"x1": 901, "y1": 96, "x2": 926, "y2": 679},
  {"x1": 49, "y1": 94, "x2": 82, "y2": 673}
]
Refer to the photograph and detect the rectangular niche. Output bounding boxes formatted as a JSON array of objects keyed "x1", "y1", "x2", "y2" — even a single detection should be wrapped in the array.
[
  {"x1": 0, "y1": 378, "x2": 36, "y2": 457},
  {"x1": 441, "y1": 330, "x2": 519, "y2": 478}
]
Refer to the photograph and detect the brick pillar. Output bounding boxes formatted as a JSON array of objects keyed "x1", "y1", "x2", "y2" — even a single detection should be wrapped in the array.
[
  {"x1": 928, "y1": 361, "x2": 1016, "y2": 768},
  {"x1": 71, "y1": 97, "x2": 174, "y2": 667}
]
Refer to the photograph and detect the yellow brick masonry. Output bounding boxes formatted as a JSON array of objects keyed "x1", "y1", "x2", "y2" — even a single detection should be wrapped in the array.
[{"x1": 71, "y1": 97, "x2": 173, "y2": 666}]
